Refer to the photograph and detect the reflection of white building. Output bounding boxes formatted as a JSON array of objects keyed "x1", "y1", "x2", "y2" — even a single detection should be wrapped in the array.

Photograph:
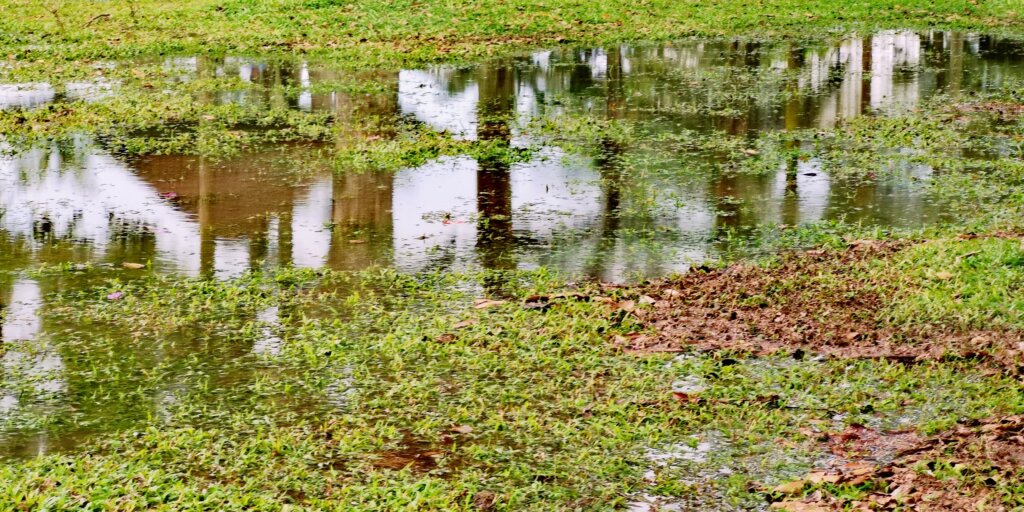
[
  {"x1": 3, "y1": 31, "x2": 1021, "y2": 280},
  {"x1": 0, "y1": 75, "x2": 117, "y2": 110},
  {"x1": 0, "y1": 142, "x2": 204, "y2": 273}
]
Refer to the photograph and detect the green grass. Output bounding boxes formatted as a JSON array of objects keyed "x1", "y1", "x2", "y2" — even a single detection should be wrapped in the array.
[
  {"x1": 3, "y1": 253, "x2": 1024, "y2": 509},
  {"x1": 0, "y1": 0, "x2": 1019, "y2": 66},
  {"x1": 2, "y1": 1, "x2": 1024, "y2": 508},
  {"x1": 880, "y1": 238, "x2": 1024, "y2": 328}
]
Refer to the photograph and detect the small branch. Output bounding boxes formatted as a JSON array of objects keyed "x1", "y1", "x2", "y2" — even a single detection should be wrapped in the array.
[
  {"x1": 43, "y1": 3, "x2": 67, "y2": 34},
  {"x1": 85, "y1": 13, "x2": 111, "y2": 27}
]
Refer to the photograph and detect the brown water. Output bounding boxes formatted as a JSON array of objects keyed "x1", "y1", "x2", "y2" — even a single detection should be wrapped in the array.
[{"x1": 1, "y1": 30, "x2": 1023, "y2": 458}]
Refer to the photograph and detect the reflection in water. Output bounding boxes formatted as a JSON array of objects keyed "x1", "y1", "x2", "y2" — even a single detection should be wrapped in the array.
[
  {"x1": 0, "y1": 278, "x2": 68, "y2": 457},
  {"x1": 0, "y1": 30, "x2": 1022, "y2": 457},
  {"x1": 3, "y1": 31, "x2": 1013, "y2": 280},
  {"x1": 1, "y1": 278, "x2": 42, "y2": 342}
]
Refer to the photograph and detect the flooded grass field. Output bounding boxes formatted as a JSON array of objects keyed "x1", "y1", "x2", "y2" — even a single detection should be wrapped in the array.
[{"x1": 1, "y1": 26, "x2": 1024, "y2": 510}]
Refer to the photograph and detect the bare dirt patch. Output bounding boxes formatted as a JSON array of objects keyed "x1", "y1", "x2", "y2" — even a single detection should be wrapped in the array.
[
  {"x1": 953, "y1": 101, "x2": 1024, "y2": 119},
  {"x1": 610, "y1": 240, "x2": 1024, "y2": 369}
]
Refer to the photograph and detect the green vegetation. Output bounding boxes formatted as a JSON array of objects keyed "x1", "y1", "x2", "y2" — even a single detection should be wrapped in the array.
[
  {"x1": 0, "y1": 0, "x2": 1018, "y2": 65},
  {"x1": 2, "y1": 0, "x2": 1024, "y2": 510},
  {"x1": 3, "y1": 253, "x2": 1024, "y2": 509}
]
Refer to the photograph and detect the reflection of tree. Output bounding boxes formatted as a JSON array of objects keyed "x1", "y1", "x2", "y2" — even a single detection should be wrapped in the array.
[
  {"x1": 329, "y1": 172, "x2": 394, "y2": 270},
  {"x1": 0, "y1": 274, "x2": 11, "y2": 343},
  {"x1": 475, "y1": 62, "x2": 516, "y2": 280},
  {"x1": 781, "y1": 54, "x2": 803, "y2": 228},
  {"x1": 586, "y1": 48, "x2": 627, "y2": 279},
  {"x1": 328, "y1": 71, "x2": 399, "y2": 271}
]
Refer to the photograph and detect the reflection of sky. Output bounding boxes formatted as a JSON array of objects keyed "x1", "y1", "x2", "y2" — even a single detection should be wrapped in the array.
[
  {"x1": 392, "y1": 156, "x2": 479, "y2": 271},
  {"x1": 398, "y1": 70, "x2": 479, "y2": 139},
  {"x1": 0, "y1": 278, "x2": 66, "y2": 424},
  {"x1": 1, "y1": 31, "x2": 1019, "y2": 279},
  {"x1": 291, "y1": 177, "x2": 334, "y2": 269},
  {"x1": 510, "y1": 147, "x2": 603, "y2": 240},
  {"x1": 2, "y1": 278, "x2": 42, "y2": 342},
  {"x1": 0, "y1": 83, "x2": 54, "y2": 109}
]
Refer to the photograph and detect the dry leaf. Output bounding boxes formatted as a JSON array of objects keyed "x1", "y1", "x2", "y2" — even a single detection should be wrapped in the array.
[
  {"x1": 472, "y1": 490, "x2": 496, "y2": 510},
  {"x1": 474, "y1": 298, "x2": 507, "y2": 309},
  {"x1": 452, "y1": 319, "x2": 477, "y2": 329},
  {"x1": 122, "y1": 262, "x2": 145, "y2": 270},
  {"x1": 769, "y1": 502, "x2": 828, "y2": 512},
  {"x1": 773, "y1": 479, "x2": 807, "y2": 494},
  {"x1": 805, "y1": 471, "x2": 842, "y2": 485}
]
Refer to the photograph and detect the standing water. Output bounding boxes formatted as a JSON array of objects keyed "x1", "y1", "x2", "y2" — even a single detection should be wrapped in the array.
[{"x1": 0, "y1": 30, "x2": 1022, "y2": 457}]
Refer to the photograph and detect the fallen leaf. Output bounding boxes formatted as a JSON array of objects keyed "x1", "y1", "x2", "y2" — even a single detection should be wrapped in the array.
[
  {"x1": 673, "y1": 392, "x2": 700, "y2": 403},
  {"x1": 474, "y1": 299, "x2": 507, "y2": 309},
  {"x1": 617, "y1": 300, "x2": 636, "y2": 312},
  {"x1": 452, "y1": 319, "x2": 477, "y2": 329},
  {"x1": 472, "y1": 490, "x2": 496, "y2": 510},
  {"x1": 805, "y1": 471, "x2": 842, "y2": 485},
  {"x1": 436, "y1": 334, "x2": 455, "y2": 343},
  {"x1": 122, "y1": 262, "x2": 145, "y2": 270},
  {"x1": 773, "y1": 479, "x2": 807, "y2": 494},
  {"x1": 934, "y1": 271, "x2": 954, "y2": 280},
  {"x1": 769, "y1": 502, "x2": 828, "y2": 512},
  {"x1": 451, "y1": 425, "x2": 473, "y2": 434}
]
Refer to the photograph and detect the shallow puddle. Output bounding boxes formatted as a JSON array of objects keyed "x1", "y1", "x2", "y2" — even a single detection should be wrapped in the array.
[
  {"x1": 4, "y1": 31, "x2": 1022, "y2": 280},
  {"x1": 1, "y1": 30, "x2": 1023, "y2": 458}
]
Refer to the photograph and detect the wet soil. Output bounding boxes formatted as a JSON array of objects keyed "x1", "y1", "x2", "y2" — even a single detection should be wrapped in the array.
[{"x1": 613, "y1": 236, "x2": 1024, "y2": 370}]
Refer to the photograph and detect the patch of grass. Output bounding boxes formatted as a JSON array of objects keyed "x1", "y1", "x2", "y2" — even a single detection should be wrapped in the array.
[
  {"x1": 0, "y1": 0, "x2": 1018, "y2": 66},
  {"x1": 1, "y1": 262, "x2": 1022, "y2": 509},
  {"x1": 879, "y1": 237, "x2": 1024, "y2": 329}
]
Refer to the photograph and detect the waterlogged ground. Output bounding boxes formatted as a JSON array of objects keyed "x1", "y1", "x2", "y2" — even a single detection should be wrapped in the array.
[
  {"x1": 4, "y1": 32, "x2": 1022, "y2": 279},
  {"x1": 1, "y1": 30, "x2": 1024, "y2": 510}
]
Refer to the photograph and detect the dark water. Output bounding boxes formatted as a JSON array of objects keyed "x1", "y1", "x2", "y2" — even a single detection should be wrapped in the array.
[{"x1": 1, "y1": 30, "x2": 1023, "y2": 457}]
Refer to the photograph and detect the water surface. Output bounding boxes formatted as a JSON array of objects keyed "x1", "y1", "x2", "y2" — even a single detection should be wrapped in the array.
[{"x1": 1, "y1": 30, "x2": 1022, "y2": 457}]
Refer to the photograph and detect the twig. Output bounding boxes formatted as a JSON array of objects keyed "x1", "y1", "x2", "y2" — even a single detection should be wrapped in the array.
[
  {"x1": 43, "y1": 2, "x2": 67, "y2": 34},
  {"x1": 85, "y1": 13, "x2": 110, "y2": 27}
]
